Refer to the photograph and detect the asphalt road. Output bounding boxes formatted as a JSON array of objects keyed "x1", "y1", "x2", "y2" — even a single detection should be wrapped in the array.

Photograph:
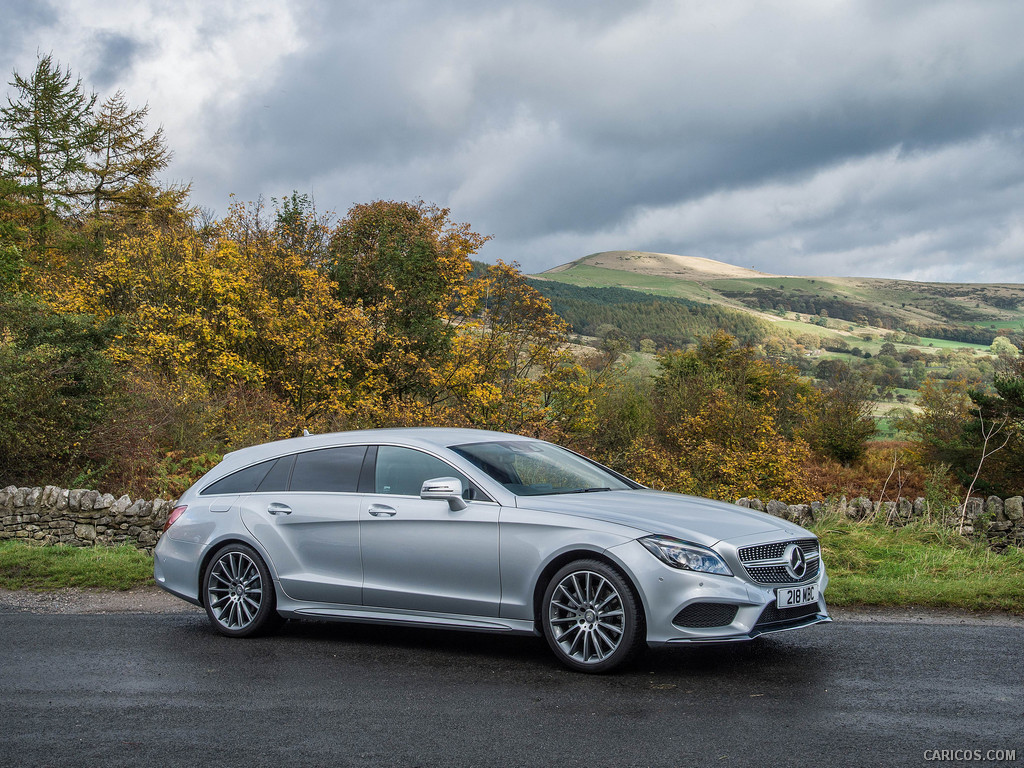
[{"x1": 1, "y1": 610, "x2": 1021, "y2": 768}]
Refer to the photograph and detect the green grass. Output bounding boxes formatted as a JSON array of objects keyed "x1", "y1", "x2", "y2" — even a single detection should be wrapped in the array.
[
  {"x1": 872, "y1": 417, "x2": 898, "y2": 440},
  {"x1": 811, "y1": 517, "x2": 1024, "y2": 614},
  {"x1": 2, "y1": 526, "x2": 1021, "y2": 614},
  {"x1": 915, "y1": 336, "x2": 991, "y2": 351},
  {"x1": 534, "y1": 265, "x2": 730, "y2": 304},
  {"x1": 0, "y1": 541, "x2": 154, "y2": 590}
]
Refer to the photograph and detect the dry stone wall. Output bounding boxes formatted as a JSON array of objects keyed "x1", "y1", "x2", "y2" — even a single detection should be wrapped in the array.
[
  {"x1": 2, "y1": 483, "x2": 1022, "y2": 552},
  {"x1": 735, "y1": 495, "x2": 1024, "y2": 550},
  {"x1": 0, "y1": 485, "x2": 173, "y2": 552}
]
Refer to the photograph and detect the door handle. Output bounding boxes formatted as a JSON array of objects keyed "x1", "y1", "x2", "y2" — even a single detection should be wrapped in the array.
[
  {"x1": 267, "y1": 502, "x2": 292, "y2": 516},
  {"x1": 368, "y1": 504, "x2": 397, "y2": 517}
]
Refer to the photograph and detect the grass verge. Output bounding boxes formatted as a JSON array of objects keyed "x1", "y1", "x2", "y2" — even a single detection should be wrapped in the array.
[
  {"x1": 1, "y1": 524, "x2": 1021, "y2": 614},
  {"x1": 811, "y1": 517, "x2": 1024, "y2": 614},
  {"x1": 0, "y1": 541, "x2": 153, "y2": 590}
]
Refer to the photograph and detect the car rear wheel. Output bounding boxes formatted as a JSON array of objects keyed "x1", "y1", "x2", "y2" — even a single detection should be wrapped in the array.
[
  {"x1": 541, "y1": 559, "x2": 644, "y2": 673},
  {"x1": 202, "y1": 543, "x2": 283, "y2": 638}
]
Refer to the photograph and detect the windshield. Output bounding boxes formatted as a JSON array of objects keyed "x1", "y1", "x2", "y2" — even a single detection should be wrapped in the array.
[{"x1": 449, "y1": 441, "x2": 636, "y2": 496}]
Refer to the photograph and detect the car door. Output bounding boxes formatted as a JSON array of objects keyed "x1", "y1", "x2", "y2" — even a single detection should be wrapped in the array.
[
  {"x1": 359, "y1": 445, "x2": 501, "y2": 617},
  {"x1": 239, "y1": 446, "x2": 366, "y2": 606}
]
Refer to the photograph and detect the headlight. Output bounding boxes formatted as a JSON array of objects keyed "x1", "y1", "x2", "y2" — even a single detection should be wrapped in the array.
[{"x1": 639, "y1": 536, "x2": 733, "y2": 576}]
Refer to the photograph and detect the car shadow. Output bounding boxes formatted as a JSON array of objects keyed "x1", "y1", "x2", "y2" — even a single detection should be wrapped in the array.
[{"x1": 170, "y1": 613, "x2": 835, "y2": 685}]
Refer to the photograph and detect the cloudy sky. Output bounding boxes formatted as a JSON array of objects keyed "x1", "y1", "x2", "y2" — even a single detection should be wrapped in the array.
[{"x1": 4, "y1": 0, "x2": 1024, "y2": 282}]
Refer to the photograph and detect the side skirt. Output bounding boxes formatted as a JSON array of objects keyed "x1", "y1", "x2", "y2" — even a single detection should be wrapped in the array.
[{"x1": 275, "y1": 599, "x2": 537, "y2": 636}]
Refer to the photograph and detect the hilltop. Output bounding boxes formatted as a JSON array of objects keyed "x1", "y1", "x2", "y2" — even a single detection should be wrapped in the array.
[{"x1": 544, "y1": 250, "x2": 773, "y2": 281}]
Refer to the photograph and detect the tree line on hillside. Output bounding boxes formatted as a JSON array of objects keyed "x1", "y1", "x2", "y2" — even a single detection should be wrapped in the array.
[
  {"x1": 1, "y1": 54, "x2": 1021, "y2": 506},
  {"x1": 904, "y1": 323, "x2": 1013, "y2": 347},
  {"x1": 719, "y1": 287, "x2": 904, "y2": 327},
  {"x1": 527, "y1": 281, "x2": 770, "y2": 349}
]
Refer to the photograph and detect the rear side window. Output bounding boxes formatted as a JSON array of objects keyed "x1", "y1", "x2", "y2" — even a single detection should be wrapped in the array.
[
  {"x1": 290, "y1": 446, "x2": 367, "y2": 493},
  {"x1": 256, "y1": 455, "x2": 294, "y2": 492},
  {"x1": 201, "y1": 458, "x2": 276, "y2": 496}
]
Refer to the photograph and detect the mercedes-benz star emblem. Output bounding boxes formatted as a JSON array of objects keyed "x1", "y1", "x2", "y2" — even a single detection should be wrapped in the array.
[{"x1": 784, "y1": 543, "x2": 807, "y2": 580}]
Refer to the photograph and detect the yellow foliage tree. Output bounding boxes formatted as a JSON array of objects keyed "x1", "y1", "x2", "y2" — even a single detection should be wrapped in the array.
[
  {"x1": 47, "y1": 205, "x2": 377, "y2": 429},
  {"x1": 434, "y1": 261, "x2": 597, "y2": 439},
  {"x1": 646, "y1": 331, "x2": 817, "y2": 502}
]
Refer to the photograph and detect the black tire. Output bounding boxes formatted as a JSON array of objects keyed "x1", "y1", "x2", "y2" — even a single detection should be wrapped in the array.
[
  {"x1": 202, "y1": 543, "x2": 284, "y2": 638},
  {"x1": 541, "y1": 559, "x2": 644, "y2": 673}
]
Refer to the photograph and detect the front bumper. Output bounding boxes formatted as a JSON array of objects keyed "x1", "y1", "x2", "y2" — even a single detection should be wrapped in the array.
[{"x1": 604, "y1": 539, "x2": 831, "y2": 646}]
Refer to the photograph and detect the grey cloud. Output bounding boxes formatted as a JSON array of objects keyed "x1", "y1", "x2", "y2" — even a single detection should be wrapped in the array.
[
  {"x1": 6, "y1": 0, "x2": 1024, "y2": 282},
  {"x1": 88, "y1": 31, "x2": 145, "y2": 89},
  {"x1": 0, "y1": 2, "x2": 58, "y2": 60}
]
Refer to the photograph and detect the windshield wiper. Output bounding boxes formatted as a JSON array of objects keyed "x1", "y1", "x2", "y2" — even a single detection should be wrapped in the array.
[{"x1": 559, "y1": 487, "x2": 613, "y2": 494}]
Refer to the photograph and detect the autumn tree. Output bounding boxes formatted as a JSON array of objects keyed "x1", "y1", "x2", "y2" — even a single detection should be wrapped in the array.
[
  {"x1": 0, "y1": 54, "x2": 96, "y2": 259},
  {"x1": 892, "y1": 378, "x2": 973, "y2": 465},
  {"x1": 647, "y1": 332, "x2": 817, "y2": 501},
  {"x1": 990, "y1": 336, "x2": 1019, "y2": 359},
  {"x1": 329, "y1": 200, "x2": 489, "y2": 399},
  {"x1": 808, "y1": 363, "x2": 876, "y2": 465},
  {"x1": 57, "y1": 203, "x2": 377, "y2": 430},
  {"x1": 272, "y1": 192, "x2": 333, "y2": 269},
  {"x1": 435, "y1": 261, "x2": 597, "y2": 438},
  {"x1": 967, "y1": 350, "x2": 1024, "y2": 494}
]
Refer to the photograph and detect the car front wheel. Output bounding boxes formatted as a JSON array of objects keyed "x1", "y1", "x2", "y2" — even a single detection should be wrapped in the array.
[
  {"x1": 202, "y1": 543, "x2": 283, "y2": 638},
  {"x1": 541, "y1": 559, "x2": 644, "y2": 673}
]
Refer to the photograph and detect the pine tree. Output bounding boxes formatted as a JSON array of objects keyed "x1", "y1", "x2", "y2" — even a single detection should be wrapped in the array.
[
  {"x1": 85, "y1": 90, "x2": 176, "y2": 231},
  {"x1": 0, "y1": 54, "x2": 97, "y2": 258}
]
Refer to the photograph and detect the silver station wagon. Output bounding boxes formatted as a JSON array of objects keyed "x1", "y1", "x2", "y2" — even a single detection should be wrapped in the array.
[{"x1": 154, "y1": 428, "x2": 830, "y2": 672}]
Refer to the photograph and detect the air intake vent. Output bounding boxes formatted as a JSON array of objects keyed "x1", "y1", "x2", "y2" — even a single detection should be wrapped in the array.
[
  {"x1": 673, "y1": 602, "x2": 739, "y2": 628},
  {"x1": 754, "y1": 602, "x2": 820, "y2": 628}
]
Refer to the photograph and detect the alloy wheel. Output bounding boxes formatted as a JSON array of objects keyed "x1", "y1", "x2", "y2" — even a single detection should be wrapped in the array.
[
  {"x1": 207, "y1": 550, "x2": 264, "y2": 631},
  {"x1": 547, "y1": 569, "x2": 625, "y2": 665}
]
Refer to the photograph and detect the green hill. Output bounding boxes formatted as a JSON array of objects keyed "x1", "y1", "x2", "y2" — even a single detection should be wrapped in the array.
[{"x1": 532, "y1": 251, "x2": 1024, "y2": 350}]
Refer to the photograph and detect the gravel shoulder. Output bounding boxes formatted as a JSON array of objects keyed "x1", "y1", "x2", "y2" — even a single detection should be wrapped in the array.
[
  {"x1": 0, "y1": 585, "x2": 202, "y2": 614},
  {"x1": 1, "y1": 586, "x2": 1023, "y2": 626}
]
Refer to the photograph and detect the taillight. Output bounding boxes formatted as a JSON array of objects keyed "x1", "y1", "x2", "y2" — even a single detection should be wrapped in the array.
[{"x1": 163, "y1": 505, "x2": 187, "y2": 532}]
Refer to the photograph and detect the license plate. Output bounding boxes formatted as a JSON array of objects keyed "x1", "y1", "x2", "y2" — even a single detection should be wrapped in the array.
[{"x1": 776, "y1": 584, "x2": 818, "y2": 609}]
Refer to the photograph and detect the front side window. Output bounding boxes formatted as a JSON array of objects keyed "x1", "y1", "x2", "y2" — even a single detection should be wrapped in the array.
[
  {"x1": 374, "y1": 446, "x2": 472, "y2": 498},
  {"x1": 450, "y1": 441, "x2": 635, "y2": 496}
]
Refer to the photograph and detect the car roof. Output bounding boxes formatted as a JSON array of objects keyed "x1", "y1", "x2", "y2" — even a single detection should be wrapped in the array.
[{"x1": 218, "y1": 427, "x2": 534, "y2": 468}]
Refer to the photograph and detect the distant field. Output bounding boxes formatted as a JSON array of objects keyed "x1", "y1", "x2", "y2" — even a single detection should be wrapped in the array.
[
  {"x1": 916, "y1": 337, "x2": 991, "y2": 351},
  {"x1": 968, "y1": 317, "x2": 1024, "y2": 332},
  {"x1": 770, "y1": 320, "x2": 841, "y2": 337}
]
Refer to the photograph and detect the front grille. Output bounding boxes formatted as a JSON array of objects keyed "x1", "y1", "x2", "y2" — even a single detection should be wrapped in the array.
[
  {"x1": 754, "y1": 602, "x2": 820, "y2": 628},
  {"x1": 673, "y1": 602, "x2": 738, "y2": 628},
  {"x1": 743, "y1": 565, "x2": 794, "y2": 583},
  {"x1": 738, "y1": 538, "x2": 820, "y2": 585}
]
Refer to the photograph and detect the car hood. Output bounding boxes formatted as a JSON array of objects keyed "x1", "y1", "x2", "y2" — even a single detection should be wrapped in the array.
[{"x1": 515, "y1": 489, "x2": 809, "y2": 548}]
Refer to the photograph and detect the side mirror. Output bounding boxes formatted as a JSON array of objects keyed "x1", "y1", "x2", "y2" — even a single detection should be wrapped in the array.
[{"x1": 420, "y1": 477, "x2": 468, "y2": 511}]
